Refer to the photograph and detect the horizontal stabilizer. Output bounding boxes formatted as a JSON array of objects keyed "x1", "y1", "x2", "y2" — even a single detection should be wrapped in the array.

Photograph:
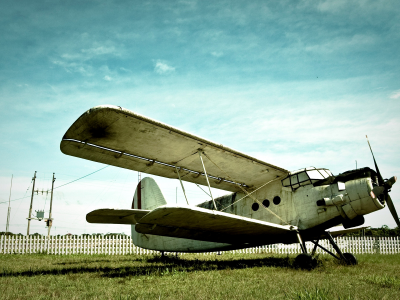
[
  {"x1": 86, "y1": 208, "x2": 150, "y2": 225},
  {"x1": 135, "y1": 205, "x2": 296, "y2": 245}
]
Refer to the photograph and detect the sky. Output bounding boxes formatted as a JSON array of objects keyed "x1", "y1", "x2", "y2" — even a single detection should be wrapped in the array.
[{"x1": 1, "y1": 0, "x2": 400, "y2": 236}]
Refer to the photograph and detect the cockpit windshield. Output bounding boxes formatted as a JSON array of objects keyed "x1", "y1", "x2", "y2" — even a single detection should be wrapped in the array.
[{"x1": 281, "y1": 167, "x2": 333, "y2": 190}]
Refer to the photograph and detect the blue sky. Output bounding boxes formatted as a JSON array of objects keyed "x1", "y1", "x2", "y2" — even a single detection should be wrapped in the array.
[{"x1": 1, "y1": 0, "x2": 400, "y2": 235}]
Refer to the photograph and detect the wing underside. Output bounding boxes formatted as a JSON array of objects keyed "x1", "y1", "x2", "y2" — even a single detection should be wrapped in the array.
[
  {"x1": 61, "y1": 105, "x2": 288, "y2": 192},
  {"x1": 327, "y1": 225, "x2": 370, "y2": 237}
]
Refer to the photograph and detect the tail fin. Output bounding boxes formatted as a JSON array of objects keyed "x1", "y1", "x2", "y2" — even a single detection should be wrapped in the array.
[{"x1": 132, "y1": 177, "x2": 167, "y2": 210}]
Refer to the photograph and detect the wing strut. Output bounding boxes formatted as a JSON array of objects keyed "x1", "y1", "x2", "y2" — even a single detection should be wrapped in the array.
[
  {"x1": 175, "y1": 166, "x2": 189, "y2": 205},
  {"x1": 203, "y1": 152, "x2": 291, "y2": 225},
  {"x1": 198, "y1": 150, "x2": 217, "y2": 210}
]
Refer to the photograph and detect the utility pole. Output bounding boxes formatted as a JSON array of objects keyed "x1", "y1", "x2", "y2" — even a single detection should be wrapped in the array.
[
  {"x1": 6, "y1": 175, "x2": 13, "y2": 233},
  {"x1": 27, "y1": 171, "x2": 37, "y2": 236},
  {"x1": 47, "y1": 173, "x2": 56, "y2": 238}
]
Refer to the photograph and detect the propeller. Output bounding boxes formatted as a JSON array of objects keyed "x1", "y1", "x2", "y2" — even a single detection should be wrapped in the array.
[{"x1": 367, "y1": 136, "x2": 400, "y2": 227}]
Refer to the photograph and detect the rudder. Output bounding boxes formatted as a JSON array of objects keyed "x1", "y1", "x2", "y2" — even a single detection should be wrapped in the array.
[{"x1": 132, "y1": 177, "x2": 167, "y2": 210}]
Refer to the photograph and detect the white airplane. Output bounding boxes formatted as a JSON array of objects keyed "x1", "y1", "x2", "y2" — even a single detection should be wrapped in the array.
[{"x1": 60, "y1": 105, "x2": 399, "y2": 269}]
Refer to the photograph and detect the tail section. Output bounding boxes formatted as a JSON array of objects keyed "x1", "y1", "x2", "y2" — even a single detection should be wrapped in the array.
[
  {"x1": 131, "y1": 177, "x2": 232, "y2": 252},
  {"x1": 132, "y1": 177, "x2": 167, "y2": 210}
]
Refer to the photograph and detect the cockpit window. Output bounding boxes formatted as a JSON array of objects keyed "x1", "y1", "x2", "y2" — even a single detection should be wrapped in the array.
[
  {"x1": 307, "y1": 170, "x2": 325, "y2": 180},
  {"x1": 282, "y1": 167, "x2": 332, "y2": 190},
  {"x1": 298, "y1": 172, "x2": 309, "y2": 182}
]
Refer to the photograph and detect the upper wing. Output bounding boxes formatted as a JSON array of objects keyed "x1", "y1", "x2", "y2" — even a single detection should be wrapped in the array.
[
  {"x1": 86, "y1": 208, "x2": 150, "y2": 225},
  {"x1": 135, "y1": 205, "x2": 297, "y2": 245},
  {"x1": 61, "y1": 105, "x2": 288, "y2": 192}
]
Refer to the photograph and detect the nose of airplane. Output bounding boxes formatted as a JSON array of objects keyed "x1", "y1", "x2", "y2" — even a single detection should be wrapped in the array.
[{"x1": 367, "y1": 136, "x2": 399, "y2": 227}]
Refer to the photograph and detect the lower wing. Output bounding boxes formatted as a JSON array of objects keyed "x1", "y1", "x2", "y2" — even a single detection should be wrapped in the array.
[
  {"x1": 327, "y1": 225, "x2": 370, "y2": 237},
  {"x1": 135, "y1": 205, "x2": 297, "y2": 245}
]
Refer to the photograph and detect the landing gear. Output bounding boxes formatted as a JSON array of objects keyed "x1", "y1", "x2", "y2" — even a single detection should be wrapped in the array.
[
  {"x1": 294, "y1": 253, "x2": 317, "y2": 270},
  {"x1": 342, "y1": 252, "x2": 358, "y2": 265},
  {"x1": 294, "y1": 231, "x2": 317, "y2": 270},
  {"x1": 294, "y1": 231, "x2": 358, "y2": 269},
  {"x1": 310, "y1": 232, "x2": 358, "y2": 266}
]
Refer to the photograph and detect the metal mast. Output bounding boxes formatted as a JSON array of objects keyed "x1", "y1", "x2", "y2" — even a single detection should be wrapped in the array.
[
  {"x1": 6, "y1": 175, "x2": 13, "y2": 233},
  {"x1": 47, "y1": 173, "x2": 56, "y2": 237},
  {"x1": 27, "y1": 171, "x2": 37, "y2": 236}
]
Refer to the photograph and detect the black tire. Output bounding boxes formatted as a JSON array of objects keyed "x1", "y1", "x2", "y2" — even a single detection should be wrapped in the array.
[
  {"x1": 294, "y1": 253, "x2": 317, "y2": 270},
  {"x1": 343, "y1": 252, "x2": 358, "y2": 265}
]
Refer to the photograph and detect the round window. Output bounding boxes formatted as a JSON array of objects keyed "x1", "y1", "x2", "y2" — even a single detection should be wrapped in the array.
[
  {"x1": 252, "y1": 203, "x2": 259, "y2": 211},
  {"x1": 273, "y1": 196, "x2": 281, "y2": 205},
  {"x1": 262, "y1": 199, "x2": 270, "y2": 208}
]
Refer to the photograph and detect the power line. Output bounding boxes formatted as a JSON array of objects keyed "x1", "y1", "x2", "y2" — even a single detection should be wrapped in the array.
[
  {"x1": 0, "y1": 166, "x2": 109, "y2": 205},
  {"x1": 51, "y1": 165, "x2": 109, "y2": 191}
]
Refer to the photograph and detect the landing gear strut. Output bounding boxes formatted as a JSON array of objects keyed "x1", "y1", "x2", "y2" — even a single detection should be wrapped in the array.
[
  {"x1": 294, "y1": 231, "x2": 317, "y2": 270},
  {"x1": 294, "y1": 231, "x2": 357, "y2": 269},
  {"x1": 310, "y1": 232, "x2": 358, "y2": 266}
]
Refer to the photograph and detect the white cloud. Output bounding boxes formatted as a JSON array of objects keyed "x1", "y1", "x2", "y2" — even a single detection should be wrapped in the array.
[
  {"x1": 119, "y1": 67, "x2": 131, "y2": 72},
  {"x1": 211, "y1": 51, "x2": 224, "y2": 57},
  {"x1": 390, "y1": 90, "x2": 400, "y2": 99},
  {"x1": 305, "y1": 34, "x2": 376, "y2": 54},
  {"x1": 154, "y1": 60, "x2": 175, "y2": 74},
  {"x1": 104, "y1": 75, "x2": 112, "y2": 81},
  {"x1": 317, "y1": 0, "x2": 349, "y2": 13},
  {"x1": 51, "y1": 59, "x2": 92, "y2": 75},
  {"x1": 81, "y1": 46, "x2": 117, "y2": 56}
]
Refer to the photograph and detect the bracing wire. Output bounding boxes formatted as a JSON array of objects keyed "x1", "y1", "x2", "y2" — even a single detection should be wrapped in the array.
[{"x1": 195, "y1": 183, "x2": 211, "y2": 197}]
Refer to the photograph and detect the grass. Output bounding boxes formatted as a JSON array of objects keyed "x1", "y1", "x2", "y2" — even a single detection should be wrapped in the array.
[{"x1": 0, "y1": 253, "x2": 399, "y2": 299}]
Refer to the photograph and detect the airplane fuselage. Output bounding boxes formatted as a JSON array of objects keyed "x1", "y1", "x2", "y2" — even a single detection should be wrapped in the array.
[
  {"x1": 131, "y1": 167, "x2": 385, "y2": 252},
  {"x1": 198, "y1": 167, "x2": 384, "y2": 236}
]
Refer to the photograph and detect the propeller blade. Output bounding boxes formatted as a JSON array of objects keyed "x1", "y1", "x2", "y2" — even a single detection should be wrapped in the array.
[
  {"x1": 366, "y1": 135, "x2": 384, "y2": 186},
  {"x1": 386, "y1": 194, "x2": 400, "y2": 228},
  {"x1": 385, "y1": 176, "x2": 397, "y2": 190}
]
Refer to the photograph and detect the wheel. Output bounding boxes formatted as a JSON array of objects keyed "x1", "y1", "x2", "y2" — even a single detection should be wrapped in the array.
[
  {"x1": 343, "y1": 252, "x2": 358, "y2": 265},
  {"x1": 294, "y1": 253, "x2": 317, "y2": 270}
]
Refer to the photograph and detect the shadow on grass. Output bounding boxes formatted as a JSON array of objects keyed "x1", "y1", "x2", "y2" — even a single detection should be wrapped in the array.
[
  {"x1": 54, "y1": 257, "x2": 145, "y2": 265},
  {"x1": 1, "y1": 255, "x2": 296, "y2": 278}
]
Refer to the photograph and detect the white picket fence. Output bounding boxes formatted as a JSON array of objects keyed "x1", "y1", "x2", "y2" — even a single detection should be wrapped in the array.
[{"x1": 1, "y1": 235, "x2": 399, "y2": 255}]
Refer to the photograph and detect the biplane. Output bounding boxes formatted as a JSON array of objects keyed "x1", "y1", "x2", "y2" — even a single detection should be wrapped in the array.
[{"x1": 60, "y1": 105, "x2": 399, "y2": 269}]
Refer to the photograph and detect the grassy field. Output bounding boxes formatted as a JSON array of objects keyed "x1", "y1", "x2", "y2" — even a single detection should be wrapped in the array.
[{"x1": 1, "y1": 253, "x2": 399, "y2": 299}]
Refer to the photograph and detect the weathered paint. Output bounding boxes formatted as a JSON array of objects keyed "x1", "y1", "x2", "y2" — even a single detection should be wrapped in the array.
[
  {"x1": 65, "y1": 106, "x2": 391, "y2": 253},
  {"x1": 60, "y1": 105, "x2": 288, "y2": 192}
]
